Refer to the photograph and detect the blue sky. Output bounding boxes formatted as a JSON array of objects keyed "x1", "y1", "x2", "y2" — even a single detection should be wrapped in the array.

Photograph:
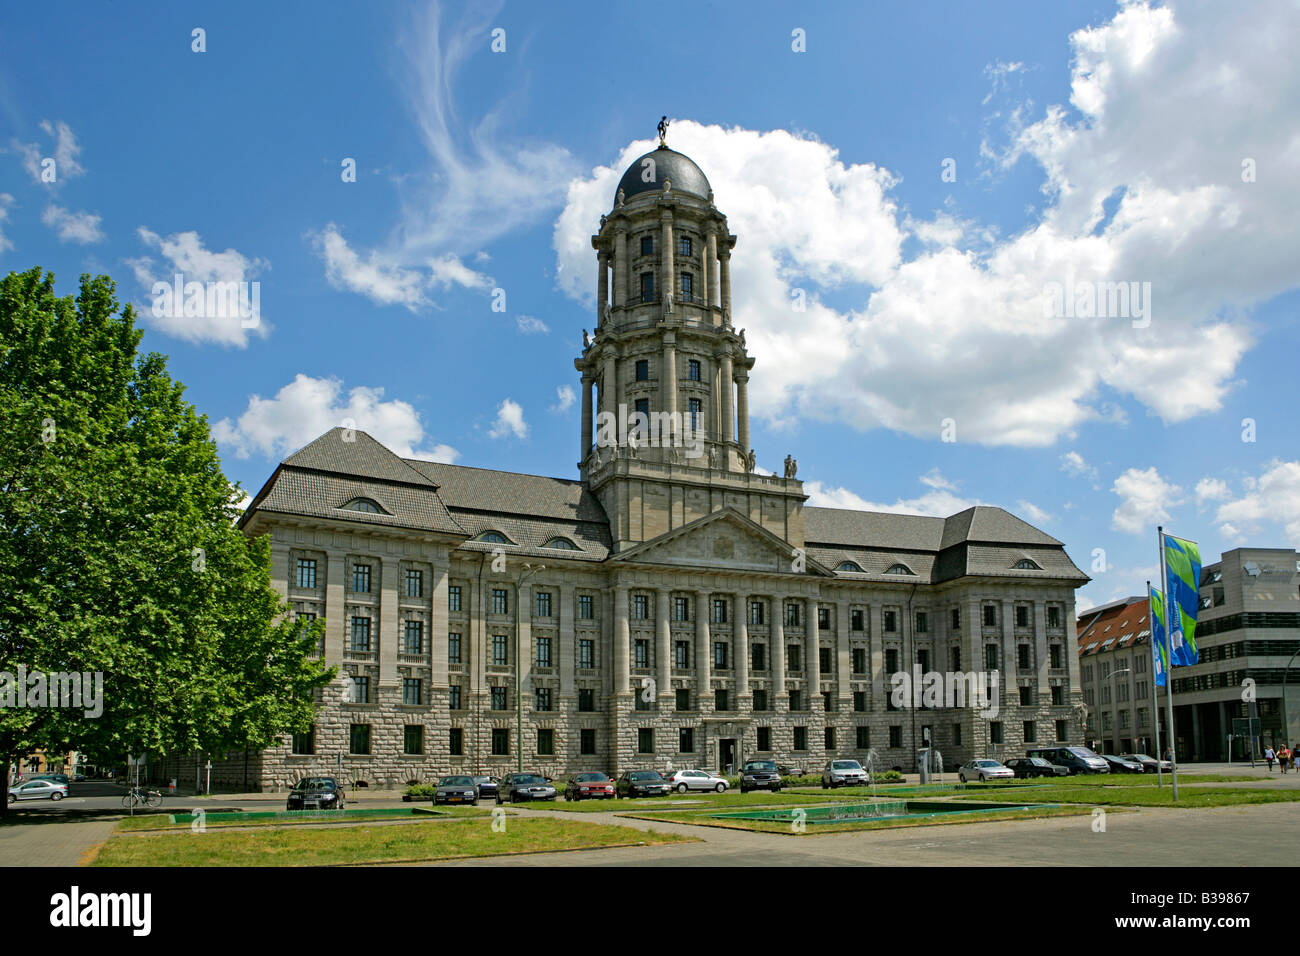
[{"x1": 3, "y1": 0, "x2": 1298, "y2": 612}]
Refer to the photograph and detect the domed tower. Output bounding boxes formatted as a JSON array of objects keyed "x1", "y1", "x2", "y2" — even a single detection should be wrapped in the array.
[{"x1": 575, "y1": 133, "x2": 807, "y2": 552}]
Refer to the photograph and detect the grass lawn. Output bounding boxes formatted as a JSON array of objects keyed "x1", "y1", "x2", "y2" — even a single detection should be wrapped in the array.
[
  {"x1": 949, "y1": 783, "x2": 1300, "y2": 808},
  {"x1": 116, "y1": 805, "x2": 492, "y2": 832},
  {"x1": 538, "y1": 790, "x2": 895, "y2": 813},
  {"x1": 623, "y1": 803, "x2": 1094, "y2": 834},
  {"x1": 91, "y1": 816, "x2": 694, "y2": 866}
]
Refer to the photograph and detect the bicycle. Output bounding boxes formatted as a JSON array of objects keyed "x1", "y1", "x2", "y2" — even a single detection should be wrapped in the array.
[{"x1": 121, "y1": 786, "x2": 163, "y2": 809}]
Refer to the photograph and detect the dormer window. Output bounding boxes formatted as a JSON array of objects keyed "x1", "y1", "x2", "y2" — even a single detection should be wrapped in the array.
[
  {"x1": 543, "y1": 537, "x2": 581, "y2": 551},
  {"x1": 1013, "y1": 558, "x2": 1042, "y2": 570},
  {"x1": 476, "y1": 531, "x2": 513, "y2": 544},
  {"x1": 836, "y1": 561, "x2": 864, "y2": 573},
  {"x1": 342, "y1": 498, "x2": 384, "y2": 514},
  {"x1": 885, "y1": 563, "x2": 915, "y2": 575}
]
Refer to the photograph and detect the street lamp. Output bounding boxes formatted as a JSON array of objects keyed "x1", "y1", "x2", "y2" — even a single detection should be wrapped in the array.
[
  {"x1": 1104, "y1": 667, "x2": 1131, "y2": 753},
  {"x1": 515, "y1": 563, "x2": 545, "y2": 772}
]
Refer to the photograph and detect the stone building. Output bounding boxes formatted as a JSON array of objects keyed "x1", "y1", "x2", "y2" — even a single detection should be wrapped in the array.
[{"x1": 228, "y1": 143, "x2": 1090, "y2": 790}]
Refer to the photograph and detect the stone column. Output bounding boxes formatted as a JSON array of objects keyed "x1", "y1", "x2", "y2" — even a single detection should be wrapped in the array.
[
  {"x1": 719, "y1": 246, "x2": 732, "y2": 322},
  {"x1": 736, "y1": 370, "x2": 750, "y2": 455},
  {"x1": 696, "y1": 589, "x2": 712, "y2": 702},
  {"x1": 735, "y1": 593, "x2": 750, "y2": 697},
  {"x1": 602, "y1": 352, "x2": 617, "y2": 416},
  {"x1": 707, "y1": 230, "x2": 719, "y2": 309},
  {"x1": 660, "y1": 210, "x2": 674, "y2": 311},
  {"x1": 662, "y1": 334, "x2": 678, "y2": 419},
  {"x1": 596, "y1": 251, "x2": 608, "y2": 326},
  {"x1": 379, "y1": 555, "x2": 399, "y2": 688},
  {"x1": 431, "y1": 561, "x2": 449, "y2": 688},
  {"x1": 719, "y1": 350, "x2": 735, "y2": 444},
  {"x1": 772, "y1": 595, "x2": 786, "y2": 699},
  {"x1": 519, "y1": 582, "x2": 533, "y2": 695},
  {"x1": 558, "y1": 584, "x2": 575, "y2": 700},
  {"x1": 1034, "y1": 600, "x2": 1050, "y2": 694},
  {"x1": 698, "y1": 227, "x2": 710, "y2": 306},
  {"x1": 656, "y1": 588, "x2": 672, "y2": 702},
  {"x1": 869, "y1": 604, "x2": 884, "y2": 707},
  {"x1": 1001, "y1": 598, "x2": 1015, "y2": 712},
  {"x1": 613, "y1": 225, "x2": 627, "y2": 308},
  {"x1": 614, "y1": 585, "x2": 630, "y2": 695},
  {"x1": 580, "y1": 374, "x2": 593, "y2": 462},
  {"x1": 270, "y1": 541, "x2": 291, "y2": 601},
  {"x1": 325, "y1": 554, "x2": 346, "y2": 663},
  {"x1": 836, "y1": 599, "x2": 851, "y2": 708},
  {"x1": 806, "y1": 597, "x2": 820, "y2": 710}
]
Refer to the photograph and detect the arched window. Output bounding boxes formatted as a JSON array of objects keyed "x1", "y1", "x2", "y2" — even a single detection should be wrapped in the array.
[
  {"x1": 885, "y1": 563, "x2": 915, "y2": 575},
  {"x1": 342, "y1": 498, "x2": 383, "y2": 514},
  {"x1": 543, "y1": 537, "x2": 581, "y2": 551},
  {"x1": 1013, "y1": 558, "x2": 1042, "y2": 570},
  {"x1": 475, "y1": 530, "x2": 513, "y2": 544},
  {"x1": 836, "y1": 560, "x2": 864, "y2": 573}
]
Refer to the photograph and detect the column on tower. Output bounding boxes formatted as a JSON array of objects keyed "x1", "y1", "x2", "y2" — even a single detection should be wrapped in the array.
[
  {"x1": 662, "y1": 333, "x2": 678, "y2": 420},
  {"x1": 736, "y1": 369, "x2": 750, "y2": 454},
  {"x1": 580, "y1": 374, "x2": 593, "y2": 462},
  {"x1": 719, "y1": 245, "x2": 732, "y2": 322},
  {"x1": 602, "y1": 352, "x2": 617, "y2": 416},
  {"x1": 613, "y1": 224, "x2": 627, "y2": 308},
  {"x1": 719, "y1": 349, "x2": 735, "y2": 444},
  {"x1": 735, "y1": 592, "x2": 750, "y2": 698},
  {"x1": 596, "y1": 250, "x2": 609, "y2": 327},
  {"x1": 698, "y1": 224, "x2": 710, "y2": 307},
  {"x1": 660, "y1": 209, "x2": 674, "y2": 311},
  {"x1": 772, "y1": 594, "x2": 786, "y2": 699},
  {"x1": 614, "y1": 585, "x2": 630, "y2": 695},
  {"x1": 695, "y1": 589, "x2": 712, "y2": 702},
  {"x1": 707, "y1": 229, "x2": 719, "y2": 310},
  {"x1": 806, "y1": 596, "x2": 820, "y2": 710},
  {"x1": 656, "y1": 588, "x2": 672, "y2": 702}
]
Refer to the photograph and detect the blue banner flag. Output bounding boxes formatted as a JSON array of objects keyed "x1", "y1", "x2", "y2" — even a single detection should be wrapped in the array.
[
  {"x1": 1148, "y1": 585, "x2": 1168, "y2": 688},
  {"x1": 1163, "y1": 533, "x2": 1202, "y2": 667}
]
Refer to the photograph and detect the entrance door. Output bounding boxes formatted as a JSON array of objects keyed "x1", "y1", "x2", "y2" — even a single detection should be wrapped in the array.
[{"x1": 719, "y1": 738, "x2": 736, "y2": 775}]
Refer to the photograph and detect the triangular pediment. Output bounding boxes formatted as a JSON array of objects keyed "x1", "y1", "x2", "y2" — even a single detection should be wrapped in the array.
[{"x1": 610, "y1": 508, "x2": 833, "y2": 576}]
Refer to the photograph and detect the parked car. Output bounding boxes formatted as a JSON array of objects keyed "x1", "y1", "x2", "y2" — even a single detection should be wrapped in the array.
[
  {"x1": 1004, "y1": 757, "x2": 1069, "y2": 779},
  {"x1": 739, "y1": 759, "x2": 782, "y2": 793},
  {"x1": 777, "y1": 764, "x2": 804, "y2": 777},
  {"x1": 8, "y1": 779, "x2": 68, "y2": 803},
  {"x1": 433, "y1": 775, "x2": 479, "y2": 805},
  {"x1": 27, "y1": 773, "x2": 70, "y2": 786},
  {"x1": 821, "y1": 759, "x2": 870, "y2": 788},
  {"x1": 1120, "y1": 753, "x2": 1169, "y2": 774},
  {"x1": 664, "y1": 769, "x2": 729, "y2": 793},
  {"x1": 497, "y1": 772, "x2": 557, "y2": 804},
  {"x1": 1101, "y1": 754, "x2": 1145, "y2": 774},
  {"x1": 473, "y1": 776, "x2": 499, "y2": 800},
  {"x1": 1026, "y1": 745, "x2": 1110, "y2": 775},
  {"x1": 285, "y1": 776, "x2": 346, "y2": 811},
  {"x1": 616, "y1": 770, "x2": 672, "y2": 799},
  {"x1": 957, "y1": 759, "x2": 1014, "y2": 783},
  {"x1": 565, "y1": 772, "x2": 615, "y2": 801}
]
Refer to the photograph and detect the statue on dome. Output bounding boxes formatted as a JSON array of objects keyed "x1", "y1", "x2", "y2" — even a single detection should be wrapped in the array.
[
  {"x1": 617, "y1": 188, "x2": 625, "y2": 206},
  {"x1": 663, "y1": 288, "x2": 673, "y2": 314},
  {"x1": 658, "y1": 115, "x2": 670, "y2": 146},
  {"x1": 783, "y1": 454, "x2": 798, "y2": 479},
  {"x1": 583, "y1": 329, "x2": 590, "y2": 347},
  {"x1": 745, "y1": 448, "x2": 756, "y2": 472}
]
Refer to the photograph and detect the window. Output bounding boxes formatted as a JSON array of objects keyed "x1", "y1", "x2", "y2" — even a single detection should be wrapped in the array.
[
  {"x1": 449, "y1": 684, "x2": 462, "y2": 710},
  {"x1": 638, "y1": 729, "x2": 655, "y2": 754},
  {"x1": 688, "y1": 398, "x2": 702, "y2": 432},
  {"x1": 633, "y1": 594, "x2": 649, "y2": 619},
  {"x1": 715, "y1": 688, "x2": 729, "y2": 711},
  {"x1": 851, "y1": 609, "x2": 864, "y2": 631},
  {"x1": 449, "y1": 585, "x2": 462, "y2": 612},
  {"x1": 713, "y1": 642, "x2": 728, "y2": 668},
  {"x1": 818, "y1": 607, "x2": 830, "y2": 630},
  {"x1": 492, "y1": 634, "x2": 509, "y2": 666},
  {"x1": 491, "y1": 729, "x2": 510, "y2": 756},
  {"x1": 535, "y1": 687, "x2": 552, "y2": 712},
  {"x1": 1023, "y1": 721, "x2": 1037, "y2": 743},
  {"x1": 674, "y1": 641, "x2": 689, "y2": 668},
  {"x1": 641, "y1": 235, "x2": 654, "y2": 256},
  {"x1": 983, "y1": 605, "x2": 997, "y2": 627},
  {"x1": 1047, "y1": 606, "x2": 1061, "y2": 628},
  {"x1": 403, "y1": 620, "x2": 424, "y2": 655},
  {"x1": 837, "y1": 561, "x2": 864, "y2": 572},
  {"x1": 916, "y1": 649, "x2": 929, "y2": 673},
  {"x1": 756, "y1": 726, "x2": 772, "y2": 751},
  {"x1": 853, "y1": 691, "x2": 866, "y2": 712},
  {"x1": 885, "y1": 648, "x2": 899, "y2": 674},
  {"x1": 352, "y1": 563, "x2": 371, "y2": 593},
  {"x1": 848, "y1": 648, "x2": 866, "y2": 675},
  {"x1": 674, "y1": 596, "x2": 690, "y2": 621},
  {"x1": 403, "y1": 678, "x2": 422, "y2": 706},
  {"x1": 491, "y1": 686, "x2": 508, "y2": 710},
  {"x1": 580, "y1": 729, "x2": 596, "y2": 755},
  {"x1": 688, "y1": 359, "x2": 701, "y2": 381},
  {"x1": 822, "y1": 691, "x2": 833, "y2": 713},
  {"x1": 640, "y1": 272, "x2": 655, "y2": 300},
  {"x1": 793, "y1": 726, "x2": 808, "y2": 751},
  {"x1": 405, "y1": 568, "x2": 423, "y2": 598},
  {"x1": 884, "y1": 610, "x2": 897, "y2": 632},
  {"x1": 292, "y1": 728, "x2": 315, "y2": 755},
  {"x1": 350, "y1": 617, "x2": 371, "y2": 653},
  {"x1": 1014, "y1": 558, "x2": 1041, "y2": 570},
  {"x1": 404, "y1": 725, "x2": 423, "y2": 755},
  {"x1": 680, "y1": 273, "x2": 693, "y2": 299},
  {"x1": 295, "y1": 558, "x2": 317, "y2": 589},
  {"x1": 889, "y1": 725, "x2": 902, "y2": 748},
  {"x1": 535, "y1": 591, "x2": 552, "y2": 617},
  {"x1": 953, "y1": 723, "x2": 963, "y2": 746},
  {"x1": 537, "y1": 729, "x2": 554, "y2": 756},
  {"x1": 824, "y1": 727, "x2": 836, "y2": 750},
  {"x1": 679, "y1": 727, "x2": 695, "y2": 753},
  {"x1": 789, "y1": 689, "x2": 802, "y2": 711},
  {"x1": 750, "y1": 601, "x2": 765, "y2": 625},
  {"x1": 785, "y1": 603, "x2": 801, "y2": 627},
  {"x1": 491, "y1": 589, "x2": 509, "y2": 615},
  {"x1": 712, "y1": 598, "x2": 728, "y2": 624},
  {"x1": 448, "y1": 632, "x2": 462, "y2": 665},
  {"x1": 985, "y1": 645, "x2": 999, "y2": 670},
  {"x1": 634, "y1": 639, "x2": 649, "y2": 668},
  {"x1": 753, "y1": 689, "x2": 768, "y2": 711},
  {"x1": 535, "y1": 636, "x2": 552, "y2": 668},
  {"x1": 543, "y1": 537, "x2": 580, "y2": 550},
  {"x1": 349, "y1": 724, "x2": 370, "y2": 755},
  {"x1": 951, "y1": 608, "x2": 961, "y2": 631},
  {"x1": 578, "y1": 689, "x2": 595, "y2": 712},
  {"x1": 449, "y1": 727, "x2": 463, "y2": 755},
  {"x1": 634, "y1": 689, "x2": 651, "y2": 711},
  {"x1": 1016, "y1": 605, "x2": 1029, "y2": 628},
  {"x1": 856, "y1": 726, "x2": 870, "y2": 749},
  {"x1": 915, "y1": 611, "x2": 928, "y2": 634},
  {"x1": 1050, "y1": 644, "x2": 1063, "y2": 669},
  {"x1": 1019, "y1": 685, "x2": 1033, "y2": 706},
  {"x1": 990, "y1": 721, "x2": 1004, "y2": 745},
  {"x1": 676, "y1": 688, "x2": 690, "y2": 711},
  {"x1": 578, "y1": 639, "x2": 594, "y2": 669},
  {"x1": 1051, "y1": 684, "x2": 1064, "y2": 706},
  {"x1": 679, "y1": 236, "x2": 692, "y2": 256},
  {"x1": 1055, "y1": 719, "x2": 1068, "y2": 741},
  {"x1": 635, "y1": 359, "x2": 649, "y2": 381},
  {"x1": 1018, "y1": 644, "x2": 1031, "y2": 670},
  {"x1": 345, "y1": 498, "x2": 382, "y2": 513},
  {"x1": 788, "y1": 644, "x2": 801, "y2": 671},
  {"x1": 751, "y1": 643, "x2": 766, "y2": 671},
  {"x1": 885, "y1": 563, "x2": 914, "y2": 575},
  {"x1": 578, "y1": 594, "x2": 594, "y2": 619},
  {"x1": 951, "y1": 647, "x2": 961, "y2": 671},
  {"x1": 819, "y1": 647, "x2": 833, "y2": 673}
]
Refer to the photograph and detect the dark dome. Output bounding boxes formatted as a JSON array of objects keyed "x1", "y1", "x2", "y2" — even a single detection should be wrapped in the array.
[{"x1": 615, "y1": 146, "x2": 711, "y2": 204}]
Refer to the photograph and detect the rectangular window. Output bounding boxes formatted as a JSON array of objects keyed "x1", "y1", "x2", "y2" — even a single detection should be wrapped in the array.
[
  {"x1": 578, "y1": 639, "x2": 594, "y2": 669},
  {"x1": 635, "y1": 359, "x2": 649, "y2": 381},
  {"x1": 856, "y1": 726, "x2": 870, "y2": 749},
  {"x1": 1055, "y1": 719, "x2": 1068, "y2": 741},
  {"x1": 688, "y1": 398, "x2": 701, "y2": 432},
  {"x1": 1051, "y1": 684, "x2": 1064, "y2": 706},
  {"x1": 751, "y1": 643, "x2": 766, "y2": 671},
  {"x1": 534, "y1": 591, "x2": 552, "y2": 617},
  {"x1": 884, "y1": 610, "x2": 897, "y2": 632},
  {"x1": 635, "y1": 397, "x2": 650, "y2": 419},
  {"x1": 295, "y1": 558, "x2": 317, "y2": 589},
  {"x1": 448, "y1": 585, "x2": 462, "y2": 612},
  {"x1": 715, "y1": 688, "x2": 729, "y2": 711},
  {"x1": 889, "y1": 725, "x2": 902, "y2": 748},
  {"x1": 535, "y1": 687, "x2": 552, "y2": 712},
  {"x1": 917, "y1": 649, "x2": 930, "y2": 673},
  {"x1": 785, "y1": 603, "x2": 801, "y2": 627},
  {"x1": 749, "y1": 600, "x2": 765, "y2": 625},
  {"x1": 676, "y1": 688, "x2": 690, "y2": 711},
  {"x1": 349, "y1": 723, "x2": 370, "y2": 755},
  {"x1": 824, "y1": 727, "x2": 836, "y2": 750},
  {"x1": 951, "y1": 608, "x2": 961, "y2": 631},
  {"x1": 990, "y1": 721, "x2": 1004, "y2": 745},
  {"x1": 1019, "y1": 685, "x2": 1033, "y2": 706},
  {"x1": 491, "y1": 686, "x2": 507, "y2": 710},
  {"x1": 491, "y1": 728, "x2": 509, "y2": 756},
  {"x1": 851, "y1": 648, "x2": 866, "y2": 675},
  {"x1": 448, "y1": 632, "x2": 462, "y2": 665},
  {"x1": 633, "y1": 594, "x2": 649, "y2": 620},
  {"x1": 916, "y1": 612, "x2": 928, "y2": 634},
  {"x1": 712, "y1": 598, "x2": 728, "y2": 624},
  {"x1": 292, "y1": 728, "x2": 315, "y2": 755},
  {"x1": 822, "y1": 690, "x2": 833, "y2": 713},
  {"x1": 449, "y1": 727, "x2": 463, "y2": 755},
  {"x1": 1047, "y1": 606, "x2": 1061, "y2": 628},
  {"x1": 405, "y1": 568, "x2": 423, "y2": 598},
  {"x1": 492, "y1": 634, "x2": 509, "y2": 666},
  {"x1": 818, "y1": 607, "x2": 830, "y2": 630},
  {"x1": 688, "y1": 359, "x2": 701, "y2": 381},
  {"x1": 634, "y1": 689, "x2": 651, "y2": 711},
  {"x1": 535, "y1": 636, "x2": 552, "y2": 668},
  {"x1": 638, "y1": 729, "x2": 655, "y2": 754},
  {"x1": 634, "y1": 639, "x2": 649, "y2": 668},
  {"x1": 1016, "y1": 605, "x2": 1029, "y2": 628},
  {"x1": 1018, "y1": 644, "x2": 1031, "y2": 670},
  {"x1": 851, "y1": 609, "x2": 864, "y2": 631},
  {"x1": 580, "y1": 729, "x2": 596, "y2": 755},
  {"x1": 951, "y1": 647, "x2": 961, "y2": 671},
  {"x1": 983, "y1": 605, "x2": 997, "y2": 627},
  {"x1": 352, "y1": 563, "x2": 371, "y2": 593},
  {"x1": 537, "y1": 728, "x2": 555, "y2": 756},
  {"x1": 753, "y1": 689, "x2": 768, "y2": 711},
  {"x1": 1050, "y1": 644, "x2": 1064, "y2": 669},
  {"x1": 403, "y1": 620, "x2": 424, "y2": 655},
  {"x1": 885, "y1": 648, "x2": 899, "y2": 674},
  {"x1": 491, "y1": 589, "x2": 509, "y2": 615},
  {"x1": 640, "y1": 272, "x2": 655, "y2": 301},
  {"x1": 713, "y1": 642, "x2": 728, "y2": 669},
  {"x1": 679, "y1": 727, "x2": 695, "y2": 753},
  {"x1": 578, "y1": 689, "x2": 595, "y2": 712},
  {"x1": 789, "y1": 689, "x2": 802, "y2": 712},
  {"x1": 403, "y1": 678, "x2": 422, "y2": 706},
  {"x1": 853, "y1": 691, "x2": 866, "y2": 712},
  {"x1": 1023, "y1": 721, "x2": 1036, "y2": 743},
  {"x1": 349, "y1": 617, "x2": 371, "y2": 653},
  {"x1": 578, "y1": 594, "x2": 594, "y2": 619},
  {"x1": 404, "y1": 724, "x2": 423, "y2": 755},
  {"x1": 679, "y1": 236, "x2": 692, "y2": 256},
  {"x1": 641, "y1": 235, "x2": 653, "y2": 255},
  {"x1": 793, "y1": 726, "x2": 807, "y2": 751},
  {"x1": 757, "y1": 726, "x2": 772, "y2": 751},
  {"x1": 674, "y1": 641, "x2": 689, "y2": 668},
  {"x1": 953, "y1": 723, "x2": 963, "y2": 746},
  {"x1": 673, "y1": 596, "x2": 690, "y2": 621},
  {"x1": 985, "y1": 645, "x2": 998, "y2": 670},
  {"x1": 819, "y1": 647, "x2": 833, "y2": 674},
  {"x1": 449, "y1": 684, "x2": 462, "y2": 710},
  {"x1": 787, "y1": 644, "x2": 801, "y2": 671},
  {"x1": 680, "y1": 273, "x2": 693, "y2": 299}
]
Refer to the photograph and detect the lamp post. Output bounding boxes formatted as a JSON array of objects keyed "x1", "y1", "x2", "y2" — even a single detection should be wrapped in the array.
[
  {"x1": 515, "y1": 563, "x2": 545, "y2": 772},
  {"x1": 1280, "y1": 646, "x2": 1300, "y2": 757}
]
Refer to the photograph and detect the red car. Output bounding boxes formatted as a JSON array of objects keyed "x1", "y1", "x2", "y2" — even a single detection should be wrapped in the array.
[{"x1": 564, "y1": 771, "x2": 615, "y2": 801}]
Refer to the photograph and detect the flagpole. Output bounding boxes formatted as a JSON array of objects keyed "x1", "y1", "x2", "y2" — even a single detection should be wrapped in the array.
[
  {"x1": 1147, "y1": 580, "x2": 1163, "y2": 788},
  {"x1": 1158, "y1": 526, "x2": 1179, "y2": 802}
]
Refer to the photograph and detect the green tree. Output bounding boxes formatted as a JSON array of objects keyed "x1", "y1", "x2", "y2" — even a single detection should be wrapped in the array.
[{"x1": 0, "y1": 268, "x2": 331, "y2": 811}]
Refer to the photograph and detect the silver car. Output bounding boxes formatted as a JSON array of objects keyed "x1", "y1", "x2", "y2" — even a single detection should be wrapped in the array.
[
  {"x1": 664, "y1": 769, "x2": 729, "y2": 793},
  {"x1": 958, "y1": 759, "x2": 1014, "y2": 783},
  {"x1": 821, "y1": 759, "x2": 869, "y2": 788},
  {"x1": 9, "y1": 779, "x2": 68, "y2": 803}
]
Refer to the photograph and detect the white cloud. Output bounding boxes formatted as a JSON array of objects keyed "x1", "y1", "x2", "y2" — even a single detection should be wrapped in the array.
[
  {"x1": 1213, "y1": 460, "x2": 1300, "y2": 544},
  {"x1": 0, "y1": 194, "x2": 14, "y2": 252},
  {"x1": 804, "y1": 470, "x2": 976, "y2": 517},
  {"x1": 1111, "y1": 466, "x2": 1183, "y2": 534},
  {"x1": 309, "y1": 223, "x2": 432, "y2": 310},
  {"x1": 213, "y1": 373, "x2": 459, "y2": 463},
  {"x1": 516, "y1": 315, "x2": 549, "y2": 334},
  {"x1": 127, "y1": 227, "x2": 270, "y2": 347},
  {"x1": 554, "y1": 1, "x2": 1298, "y2": 446},
  {"x1": 41, "y1": 204, "x2": 103, "y2": 244},
  {"x1": 550, "y1": 385, "x2": 576, "y2": 413},
  {"x1": 11, "y1": 120, "x2": 85, "y2": 183},
  {"x1": 1017, "y1": 500, "x2": 1053, "y2": 525},
  {"x1": 1060, "y1": 451, "x2": 1099, "y2": 481},
  {"x1": 487, "y1": 398, "x2": 527, "y2": 440},
  {"x1": 1195, "y1": 476, "x2": 1232, "y2": 507}
]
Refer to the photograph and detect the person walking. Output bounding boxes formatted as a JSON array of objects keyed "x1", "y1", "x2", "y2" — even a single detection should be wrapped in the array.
[
  {"x1": 1265, "y1": 746, "x2": 1275, "y2": 771},
  {"x1": 1279, "y1": 745, "x2": 1291, "y2": 774}
]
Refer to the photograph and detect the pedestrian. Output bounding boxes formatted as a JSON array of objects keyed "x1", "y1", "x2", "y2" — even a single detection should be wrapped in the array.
[
  {"x1": 1293, "y1": 745, "x2": 1300, "y2": 772},
  {"x1": 1265, "y1": 746, "x2": 1275, "y2": 771},
  {"x1": 1279, "y1": 746, "x2": 1291, "y2": 774}
]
